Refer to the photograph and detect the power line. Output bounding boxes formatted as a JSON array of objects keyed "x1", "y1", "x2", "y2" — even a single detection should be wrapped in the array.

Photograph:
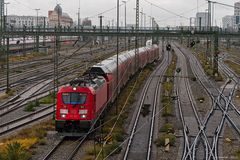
[
  {"x1": 156, "y1": 2, "x2": 207, "y2": 23},
  {"x1": 144, "y1": 0, "x2": 189, "y2": 20},
  {"x1": 86, "y1": 0, "x2": 131, "y2": 19},
  {"x1": 11, "y1": 0, "x2": 35, "y2": 11}
]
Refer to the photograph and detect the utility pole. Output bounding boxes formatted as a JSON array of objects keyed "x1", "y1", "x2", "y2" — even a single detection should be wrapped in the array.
[
  {"x1": 35, "y1": 8, "x2": 40, "y2": 27},
  {"x1": 99, "y1": 15, "x2": 104, "y2": 44},
  {"x1": 122, "y1": 0, "x2": 127, "y2": 51},
  {"x1": 4, "y1": 2, "x2": 8, "y2": 28},
  {"x1": 0, "y1": 0, "x2": 4, "y2": 76},
  {"x1": 213, "y1": 32, "x2": 219, "y2": 76},
  {"x1": 208, "y1": 0, "x2": 211, "y2": 31},
  {"x1": 4, "y1": 2, "x2": 10, "y2": 93},
  {"x1": 99, "y1": 15, "x2": 103, "y2": 31},
  {"x1": 78, "y1": 0, "x2": 80, "y2": 29},
  {"x1": 116, "y1": 0, "x2": 119, "y2": 115},
  {"x1": 43, "y1": 17, "x2": 46, "y2": 46},
  {"x1": 135, "y1": 0, "x2": 139, "y2": 71},
  {"x1": 199, "y1": 17, "x2": 202, "y2": 31},
  {"x1": 55, "y1": 3, "x2": 61, "y2": 93},
  {"x1": 6, "y1": 37, "x2": 9, "y2": 93}
]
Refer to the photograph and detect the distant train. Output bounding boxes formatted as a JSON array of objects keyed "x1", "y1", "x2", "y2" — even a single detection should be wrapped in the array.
[{"x1": 55, "y1": 40, "x2": 160, "y2": 134}]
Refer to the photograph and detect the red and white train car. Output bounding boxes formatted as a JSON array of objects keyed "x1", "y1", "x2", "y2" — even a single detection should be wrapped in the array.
[{"x1": 55, "y1": 41, "x2": 159, "y2": 133}]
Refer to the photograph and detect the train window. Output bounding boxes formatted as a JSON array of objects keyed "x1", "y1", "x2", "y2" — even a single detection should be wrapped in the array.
[{"x1": 62, "y1": 93, "x2": 87, "y2": 105}]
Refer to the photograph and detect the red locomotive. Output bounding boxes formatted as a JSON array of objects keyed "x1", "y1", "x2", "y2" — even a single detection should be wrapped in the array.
[{"x1": 55, "y1": 41, "x2": 159, "y2": 134}]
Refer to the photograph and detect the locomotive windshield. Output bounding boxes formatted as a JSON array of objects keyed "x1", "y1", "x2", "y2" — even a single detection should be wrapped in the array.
[{"x1": 62, "y1": 93, "x2": 87, "y2": 104}]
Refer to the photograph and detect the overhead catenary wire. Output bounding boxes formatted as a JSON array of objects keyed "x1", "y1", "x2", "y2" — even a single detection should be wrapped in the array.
[
  {"x1": 86, "y1": 0, "x2": 131, "y2": 19},
  {"x1": 156, "y1": 2, "x2": 207, "y2": 23},
  {"x1": 144, "y1": 0, "x2": 189, "y2": 20}
]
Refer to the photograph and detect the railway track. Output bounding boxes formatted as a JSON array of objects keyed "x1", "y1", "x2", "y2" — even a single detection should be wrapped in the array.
[
  {"x1": 0, "y1": 104, "x2": 53, "y2": 137},
  {"x1": 175, "y1": 43, "x2": 240, "y2": 159},
  {"x1": 42, "y1": 136, "x2": 88, "y2": 160},
  {"x1": 0, "y1": 47, "x2": 108, "y2": 92},
  {"x1": 174, "y1": 46, "x2": 208, "y2": 160},
  {"x1": 123, "y1": 49, "x2": 169, "y2": 160},
  {"x1": 0, "y1": 44, "x2": 131, "y2": 139}
]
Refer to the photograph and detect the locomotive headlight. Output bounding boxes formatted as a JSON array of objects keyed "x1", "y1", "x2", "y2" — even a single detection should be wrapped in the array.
[
  {"x1": 61, "y1": 114, "x2": 66, "y2": 118},
  {"x1": 80, "y1": 114, "x2": 87, "y2": 118},
  {"x1": 79, "y1": 110, "x2": 88, "y2": 114},
  {"x1": 60, "y1": 109, "x2": 68, "y2": 114}
]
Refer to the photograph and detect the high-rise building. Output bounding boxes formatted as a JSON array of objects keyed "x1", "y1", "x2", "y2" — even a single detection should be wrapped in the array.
[
  {"x1": 222, "y1": 15, "x2": 235, "y2": 29},
  {"x1": 195, "y1": 12, "x2": 209, "y2": 28},
  {"x1": 48, "y1": 4, "x2": 73, "y2": 28},
  {"x1": 234, "y1": 2, "x2": 240, "y2": 29},
  {"x1": 234, "y1": 2, "x2": 240, "y2": 16},
  {"x1": 6, "y1": 15, "x2": 47, "y2": 28},
  {"x1": 0, "y1": 0, "x2": 3, "y2": 31}
]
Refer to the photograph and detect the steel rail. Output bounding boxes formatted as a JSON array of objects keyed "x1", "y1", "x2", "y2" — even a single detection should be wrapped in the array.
[
  {"x1": 175, "y1": 43, "x2": 240, "y2": 159},
  {"x1": 0, "y1": 105, "x2": 54, "y2": 136},
  {"x1": 123, "y1": 50, "x2": 168, "y2": 160}
]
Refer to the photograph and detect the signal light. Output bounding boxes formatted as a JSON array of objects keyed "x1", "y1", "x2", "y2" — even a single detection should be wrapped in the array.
[{"x1": 166, "y1": 44, "x2": 171, "y2": 51}]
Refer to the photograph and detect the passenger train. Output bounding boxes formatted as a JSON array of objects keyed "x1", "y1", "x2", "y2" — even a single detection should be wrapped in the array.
[{"x1": 55, "y1": 40, "x2": 160, "y2": 134}]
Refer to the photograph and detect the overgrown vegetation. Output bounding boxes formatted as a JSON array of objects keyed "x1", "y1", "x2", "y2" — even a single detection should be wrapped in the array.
[
  {"x1": 235, "y1": 150, "x2": 240, "y2": 160},
  {"x1": 156, "y1": 53, "x2": 177, "y2": 148},
  {"x1": 0, "y1": 89, "x2": 16, "y2": 101},
  {"x1": 83, "y1": 63, "x2": 157, "y2": 159},
  {"x1": 225, "y1": 60, "x2": 240, "y2": 75},
  {"x1": 0, "y1": 120, "x2": 54, "y2": 160},
  {"x1": 39, "y1": 92, "x2": 55, "y2": 104},
  {"x1": 9, "y1": 52, "x2": 39, "y2": 63},
  {"x1": 193, "y1": 48, "x2": 223, "y2": 81},
  {"x1": 24, "y1": 100, "x2": 40, "y2": 112},
  {"x1": 162, "y1": 54, "x2": 177, "y2": 117}
]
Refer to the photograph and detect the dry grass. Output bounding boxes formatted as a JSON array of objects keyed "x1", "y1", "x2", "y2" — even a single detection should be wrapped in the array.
[
  {"x1": 10, "y1": 52, "x2": 43, "y2": 62},
  {"x1": 162, "y1": 54, "x2": 177, "y2": 117},
  {"x1": 225, "y1": 60, "x2": 240, "y2": 75},
  {"x1": 88, "y1": 64, "x2": 156, "y2": 159},
  {"x1": 0, "y1": 120, "x2": 54, "y2": 159}
]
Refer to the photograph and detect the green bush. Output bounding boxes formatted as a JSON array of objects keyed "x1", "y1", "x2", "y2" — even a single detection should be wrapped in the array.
[
  {"x1": 162, "y1": 103, "x2": 173, "y2": 117},
  {"x1": 163, "y1": 82, "x2": 173, "y2": 93},
  {"x1": 39, "y1": 92, "x2": 55, "y2": 104},
  {"x1": 24, "y1": 100, "x2": 40, "y2": 112},
  {"x1": 113, "y1": 132, "x2": 124, "y2": 142},
  {"x1": 4, "y1": 142, "x2": 31, "y2": 160},
  {"x1": 24, "y1": 102, "x2": 35, "y2": 112},
  {"x1": 235, "y1": 150, "x2": 240, "y2": 160},
  {"x1": 104, "y1": 142, "x2": 121, "y2": 156},
  {"x1": 160, "y1": 123, "x2": 175, "y2": 133}
]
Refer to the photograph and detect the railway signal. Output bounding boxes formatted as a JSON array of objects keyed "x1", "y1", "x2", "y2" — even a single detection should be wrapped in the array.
[
  {"x1": 166, "y1": 44, "x2": 171, "y2": 51},
  {"x1": 176, "y1": 67, "x2": 181, "y2": 73}
]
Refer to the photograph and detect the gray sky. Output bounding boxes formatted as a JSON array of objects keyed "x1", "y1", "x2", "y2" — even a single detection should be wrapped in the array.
[{"x1": 6, "y1": 0, "x2": 238, "y2": 27}]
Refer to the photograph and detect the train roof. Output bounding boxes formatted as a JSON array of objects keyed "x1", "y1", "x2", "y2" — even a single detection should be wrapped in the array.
[
  {"x1": 91, "y1": 45, "x2": 157, "y2": 74},
  {"x1": 68, "y1": 76, "x2": 106, "y2": 91}
]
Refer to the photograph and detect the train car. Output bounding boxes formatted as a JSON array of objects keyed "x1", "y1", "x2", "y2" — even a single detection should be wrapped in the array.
[
  {"x1": 55, "y1": 76, "x2": 108, "y2": 132},
  {"x1": 55, "y1": 42, "x2": 159, "y2": 134}
]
